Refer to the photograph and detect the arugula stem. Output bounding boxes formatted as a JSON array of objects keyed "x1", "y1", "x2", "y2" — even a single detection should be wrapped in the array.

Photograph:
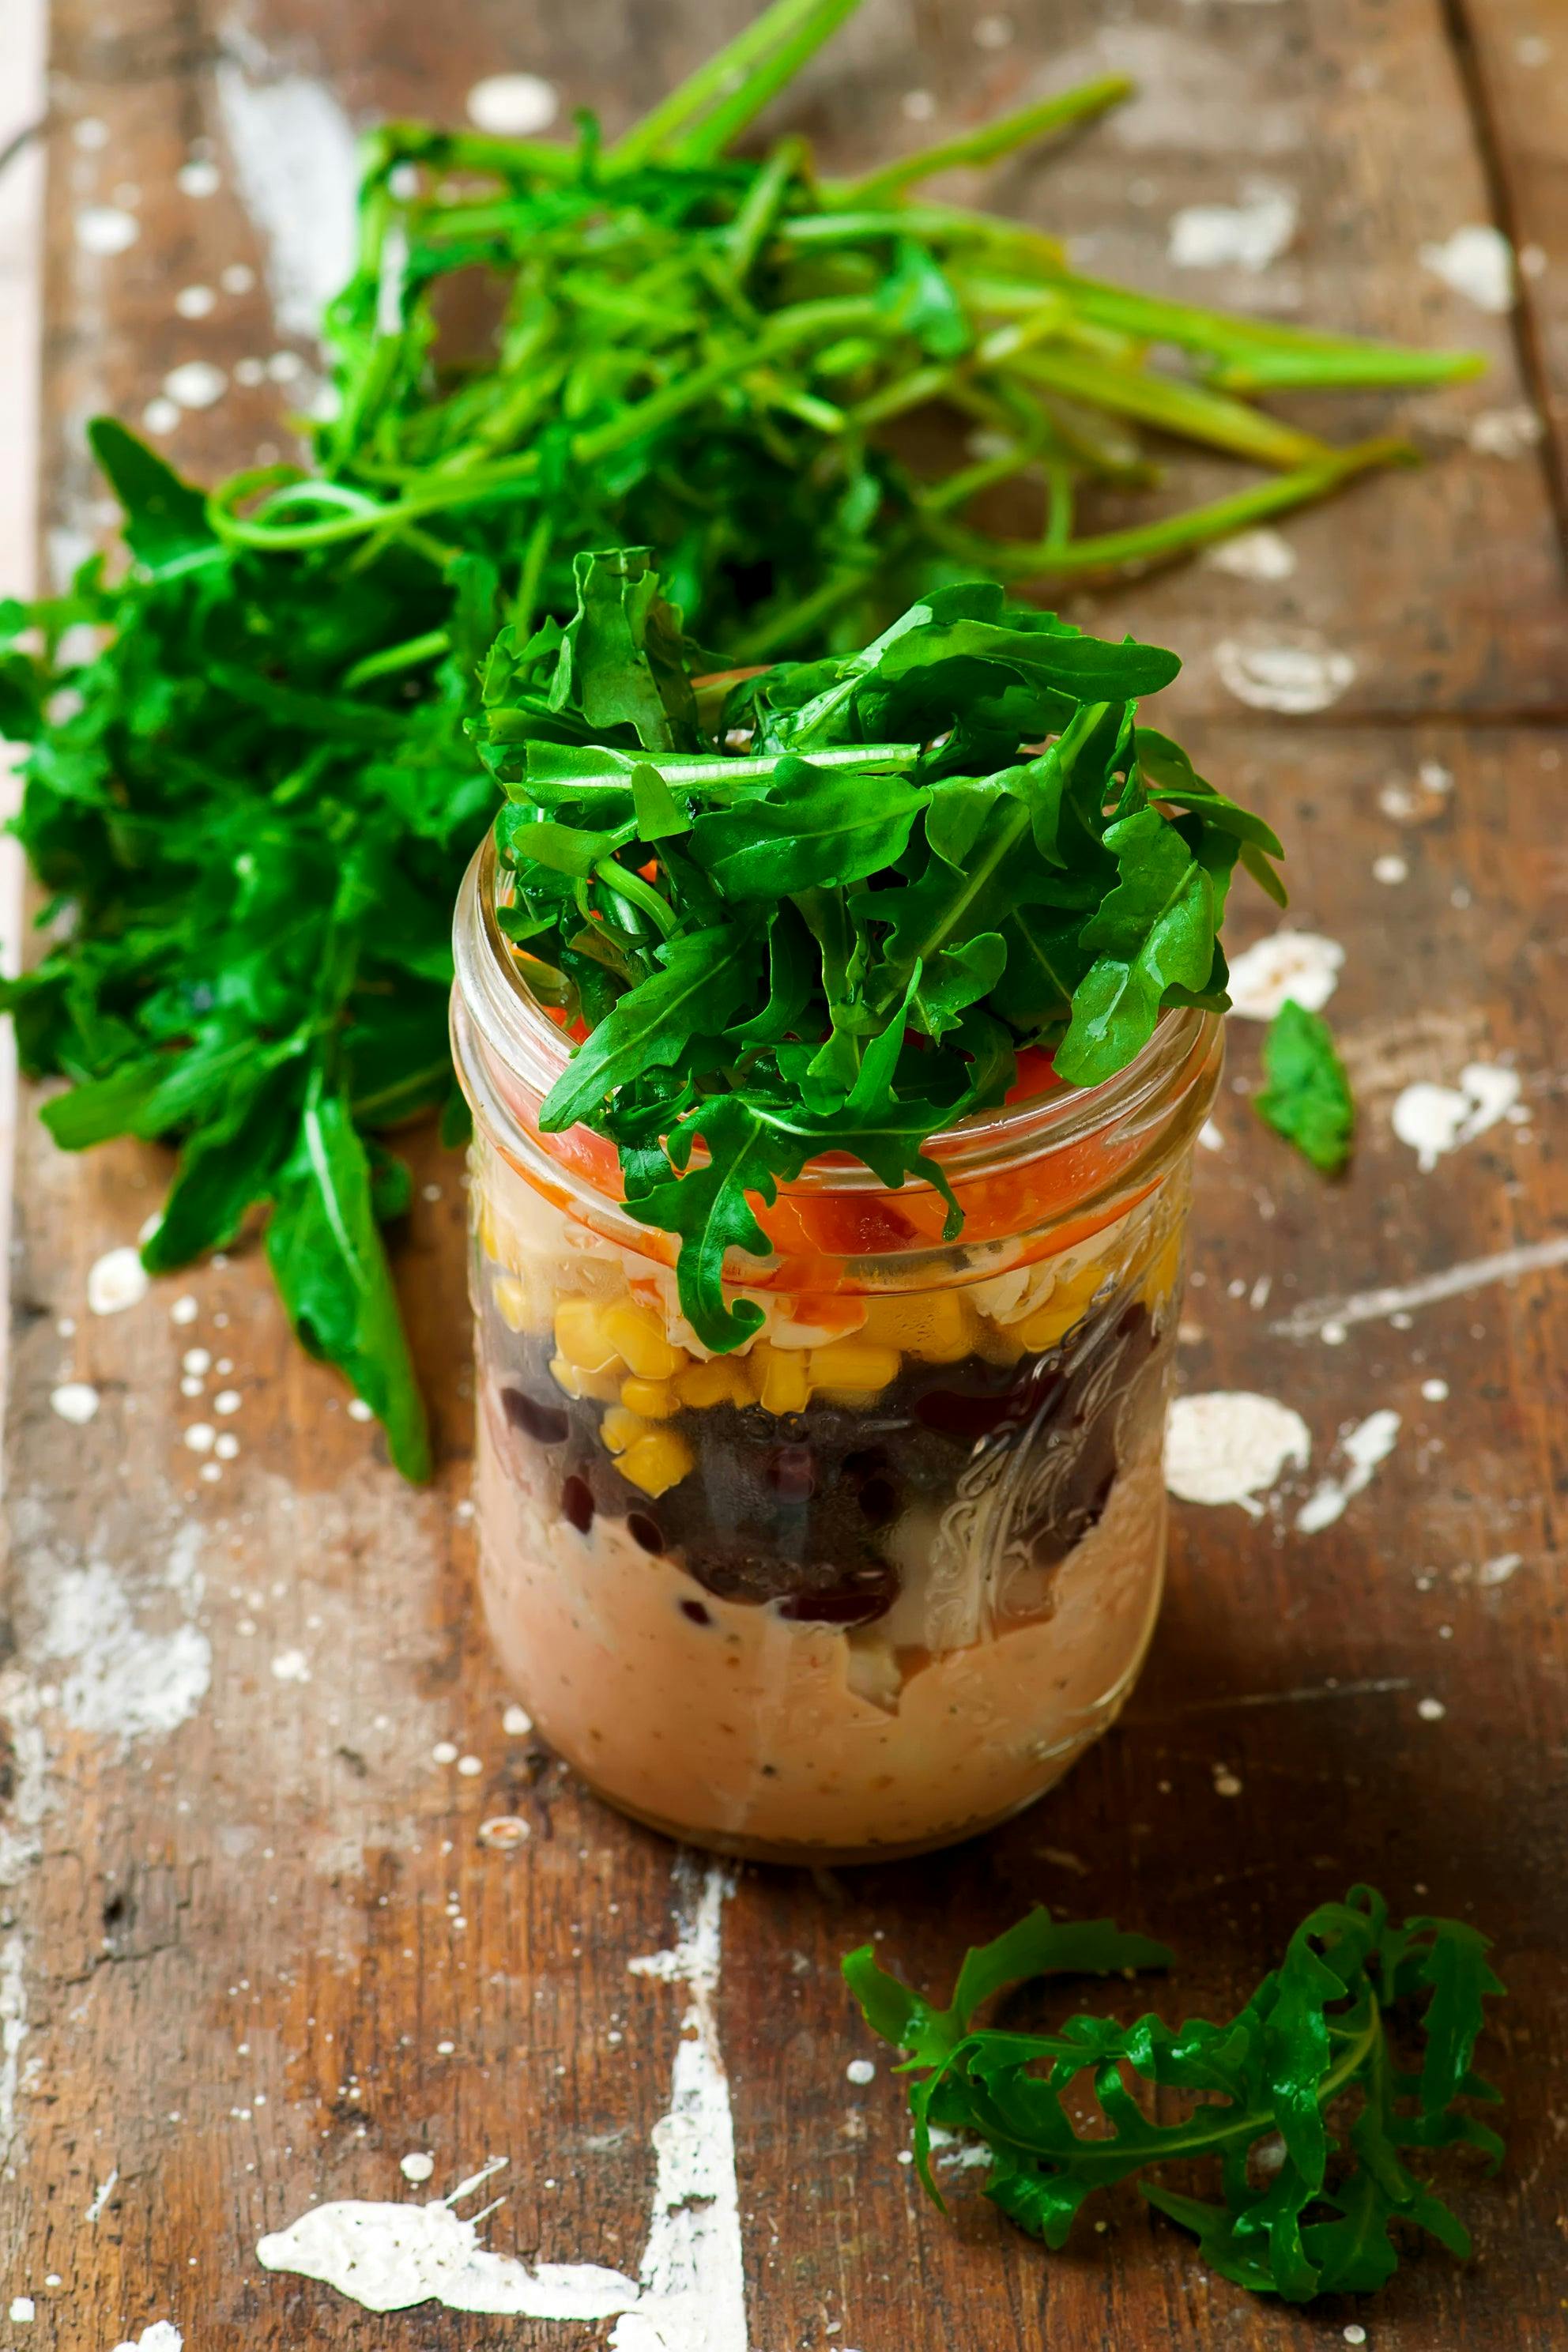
[
  {"x1": 342, "y1": 627, "x2": 449, "y2": 691},
  {"x1": 607, "y1": 0, "x2": 861, "y2": 171},
  {"x1": 833, "y1": 77, "x2": 1134, "y2": 206}
]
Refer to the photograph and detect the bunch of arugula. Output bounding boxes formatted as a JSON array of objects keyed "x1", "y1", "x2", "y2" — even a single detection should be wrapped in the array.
[
  {"x1": 844, "y1": 1885, "x2": 1504, "y2": 2301},
  {"x1": 480, "y1": 548, "x2": 1283, "y2": 1352},
  {"x1": 0, "y1": 0, "x2": 1456, "y2": 1464}
]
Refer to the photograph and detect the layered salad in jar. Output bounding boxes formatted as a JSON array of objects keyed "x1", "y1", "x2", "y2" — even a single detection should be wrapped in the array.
[{"x1": 453, "y1": 552, "x2": 1270, "y2": 1860}]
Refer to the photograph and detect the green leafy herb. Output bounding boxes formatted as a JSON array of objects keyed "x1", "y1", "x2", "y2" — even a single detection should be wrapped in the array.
[
  {"x1": 1257, "y1": 997, "x2": 1355, "y2": 1174},
  {"x1": 1, "y1": 0, "x2": 1471, "y2": 1464},
  {"x1": 483, "y1": 550, "x2": 1283, "y2": 1351},
  {"x1": 843, "y1": 1886, "x2": 1504, "y2": 2303}
]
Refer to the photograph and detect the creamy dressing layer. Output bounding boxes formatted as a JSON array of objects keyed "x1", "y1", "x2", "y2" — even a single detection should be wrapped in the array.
[{"x1": 476, "y1": 1388, "x2": 1166, "y2": 1859}]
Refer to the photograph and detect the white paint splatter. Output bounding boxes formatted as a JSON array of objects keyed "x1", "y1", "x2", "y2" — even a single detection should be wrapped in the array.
[
  {"x1": 183, "y1": 1423, "x2": 215, "y2": 1455},
  {"x1": 1468, "y1": 404, "x2": 1544, "y2": 459},
  {"x1": 1225, "y1": 929, "x2": 1344, "y2": 1021},
  {"x1": 1214, "y1": 633, "x2": 1355, "y2": 714},
  {"x1": 1416, "y1": 1696, "x2": 1446, "y2": 1723},
  {"x1": 1478, "y1": 1552, "x2": 1521, "y2": 1587},
  {"x1": 1169, "y1": 183, "x2": 1298, "y2": 271},
  {"x1": 466, "y1": 74, "x2": 560, "y2": 137},
  {"x1": 270, "y1": 1649, "x2": 311, "y2": 1684},
  {"x1": 163, "y1": 361, "x2": 228, "y2": 411},
  {"x1": 615, "y1": 1860, "x2": 747, "y2": 2352},
  {"x1": 502, "y1": 1703, "x2": 533, "y2": 1736},
  {"x1": 50, "y1": 1383, "x2": 100, "y2": 1425},
  {"x1": 1419, "y1": 224, "x2": 1514, "y2": 314},
  {"x1": 1198, "y1": 1119, "x2": 1224, "y2": 1152},
  {"x1": 846, "y1": 2059, "x2": 876, "y2": 2086},
  {"x1": 1295, "y1": 1409, "x2": 1400, "y2": 1534},
  {"x1": 177, "y1": 158, "x2": 221, "y2": 197},
  {"x1": 1203, "y1": 526, "x2": 1296, "y2": 581},
  {"x1": 174, "y1": 284, "x2": 217, "y2": 318},
  {"x1": 85, "y1": 2169, "x2": 119, "y2": 2222},
  {"x1": 1165, "y1": 1392, "x2": 1310, "y2": 1515},
  {"x1": 1392, "y1": 1063, "x2": 1521, "y2": 1171},
  {"x1": 43, "y1": 1525, "x2": 210, "y2": 1740},
  {"x1": 87, "y1": 1246, "x2": 149, "y2": 1316},
  {"x1": 170, "y1": 1295, "x2": 199, "y2": 1325},
  {"x1": 1273, "y1": 1234, "x2": 1568, "y2": 1339},
  {"x1": 111, "y1": 2327, "x2": 184, "y2": 2352},
  {"x1": 257, "y1": 2163, "x2": 639, "y2": 2319},
  {"x1": 75, "y1": 206, "x2": 139, "y2": 255},
  {"x1": 9, "y1": 2295, "x2": 35, "y2": 2322},
  {"x1": 215, "y1": 66, "x2": 360, "y2": 341},
  {"x1": 401, "y1": 2153, "x2": 435, "y2": 2184}
]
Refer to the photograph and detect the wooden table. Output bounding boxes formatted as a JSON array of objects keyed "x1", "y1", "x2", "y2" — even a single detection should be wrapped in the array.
[{"x1": 6, "y1": 2, "x2": 1566, "y2": 2345}]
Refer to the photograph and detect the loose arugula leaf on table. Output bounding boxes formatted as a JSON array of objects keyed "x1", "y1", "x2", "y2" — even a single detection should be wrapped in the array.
[
  {"x1": 843, "y1": 1886, "x2": 1505, "y2": 2304},
  {"x1": 1256, "y1": 997, "x2": 1355, "y2": 1174},
  {"x1": 2, "y1": 0, "x2": 1468, "y2": 1464},
  {"x1": 487, "y1": 552, "x2": 1281, "y2": 1351}
]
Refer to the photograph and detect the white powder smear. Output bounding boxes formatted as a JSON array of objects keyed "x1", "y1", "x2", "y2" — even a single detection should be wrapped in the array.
[
  {"x1": 164, "y1": 360, "x2": 228, "y2": 410},
  {"x1": 1478, "y1": 1552, "x2": 1521, "y2": 1587},
  {"x1": 216, "y1": 66, "x2": 360, "y2": 341},
  {"x1": 50, "y1": 1383, "x2": 100, "y2": 1424},
  {"x1": 1468, "y1": 405, "x2": 1544, "y2": 459},
  {"x1": 466, "y1": 74, "x2": 560, "y2": 136},
  {"x1": 1169, "y1": 183, "x2": 1298, "y2": 271},
  {"x1": 75, "y1": 205, "x2": 140, "y2": 255},
  {"x1": 88, "y1": 1246, "x2": 149, "y2": 1315},
  {"x1": 1203, "y1": 526, "x2": 1296, "y2": 581},
  {"x1": 1164, "y1": 1393, "x2": 1310, "y2": 1515},
  {"x1": 1215, "y1": 634, "x2": 1355, "y2": 714},
  {"x1": 257, "y1": 2170, "x2": 639, "y2": 2320},
  {"x1": 616, "y1": 1860, "x2": 748, "y2": 2352},
  {"x1": 1225, "y1": 930, "x2": 1344, "y2": 1020},
  {"x1": 111, "y1": 2330, "x2": 183, "y2": 2352},
  {"x1": 1295, "y1": 1409, "x2": 1400, "y2": 1533},
  {"x1": 1392, "y1": 1063, "x2": 1521, "y2": 1170},
  {"x1": 44, "y1": 1555, "x2": 210, "y2": 1740},
  {"x1": 1419, "y1": 224, "x2": 1514, "y2": 314}
]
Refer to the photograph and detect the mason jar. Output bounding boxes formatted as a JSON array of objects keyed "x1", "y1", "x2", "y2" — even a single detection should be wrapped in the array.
[{"x1": 452, "y1": 835, "x2": 1222, "y2": 1864}]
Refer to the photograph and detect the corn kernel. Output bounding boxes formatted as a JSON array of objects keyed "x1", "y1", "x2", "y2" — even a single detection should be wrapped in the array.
[
  {"x1": 860, "y1": 1291, "x2": 976, "y2": 1363},
  {"x1": 492, "y1": 1276, "x2": 531, "y2": 1333},
  {"x1": 1143, "y1": 1228, "x2": 1184, "y2": 1310},
  {"x1": 676, "y1": 1357, "x2": 753, "y2": 1410},
  {"x1": 555, "y1": 1297, "x2": 624, "y2": 1375},
  {"x1": 754, "y1": 1342, "x2": 812, "y2": 1416},
  {"x1": 972, "y1": 1321, "x2": 1026, "y2": 1369},
  {"x1": 621, "y1": 1376, "x2": 678, "y2": 1419},
  {"x1": 550, "y1": 1354, "x2": 621, "y2": 1404},
  {"x1": 602, "y1": 1300, "x2": 685, "y2": 1381},
  {"x1": 601, "y1": 1405, "x2": 648, "y2": 1456},
  {"x1": 1013, "y1": 1261, "x2": 1108, "y2": 1353},
  {"x1": 618, "y1": 1427, "x2": 695, "y2": 1498},
  {"x1": 808, "y1": 1339, "x2": 901, "y2": 1393}
]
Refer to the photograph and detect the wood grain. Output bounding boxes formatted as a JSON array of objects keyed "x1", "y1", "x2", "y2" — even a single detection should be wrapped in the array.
[{"x1": 5, "y1": 3, "x2": 1566, "y2": 2348}]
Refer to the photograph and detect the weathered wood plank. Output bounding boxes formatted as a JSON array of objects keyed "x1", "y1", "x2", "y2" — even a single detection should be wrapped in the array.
[{"x1": 6, "y1": 2, "x2": 1567, "y2": 2347}]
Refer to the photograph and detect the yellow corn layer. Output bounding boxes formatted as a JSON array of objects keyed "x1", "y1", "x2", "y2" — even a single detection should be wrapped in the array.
[
  {"x1": 550, "y1": 1354, "x2": 624, "y2": 1405},
  {"x1": 555, "y1": 1298, "x2": 626, "y2": 1377},
  {"x1": 603, "y1": 1300, "x2": 687, "y2": 1381},
  {"x1": 621, "y1": 1376, "x2": 680, "y2": 1420}
]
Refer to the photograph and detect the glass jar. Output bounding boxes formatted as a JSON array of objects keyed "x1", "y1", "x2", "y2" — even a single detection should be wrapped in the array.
[{"x1": 453, "y1": 836, "x2": 1221, "y2": 1864}]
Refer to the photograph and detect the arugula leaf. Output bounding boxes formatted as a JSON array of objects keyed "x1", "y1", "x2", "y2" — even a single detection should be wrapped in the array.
[
  {"x1": 1054, "y1": 808, "x2": 1216, "y2": 1085},
  {"x1": 689, "y1": 756, "x2": 927, "y2": 897},
  {"x1": 1255, "y1": 997, "x2": 1355, "y2": 1174},
  {"x1": 265, "y1": 1080, "x2": 432, "y2": 1481},
  {"x1": 846, "y1": 1887, "x2": 1505, "y2": 2304},
  {"x1": 541, "y1": 925, "x2": 758, "y2": 1132}
]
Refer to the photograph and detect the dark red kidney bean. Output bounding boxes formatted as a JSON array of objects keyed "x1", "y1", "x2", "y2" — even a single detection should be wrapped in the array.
[
  {"x1": 914, "y1": 1386, "x2": 1016, "y2": 1443},
  {"x1": 777, "y1": 1585, "x2": 891, "y2": 1627},
  {"x1": 855, "y1": 1476, "x2": 899, "y2": 1525},
  {"x1": 680, "y1": 1597, "x2": 712, "y2": 1627},
  {"x1": 503, "y1": 1387, "x2": 570, "y2": 1446},
  {"x1": 765, "y1": 1444, "x2": 816, "y2": 1501},
  {"x1": 560, "y1": 1474, "x2": 594, "y2": 1534},
  {"x1": 628, "y1": 1512, "x2": 665, "y2": 1554}
]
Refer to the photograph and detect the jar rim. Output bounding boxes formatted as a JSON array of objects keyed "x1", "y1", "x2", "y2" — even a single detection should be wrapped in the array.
[{"x1": 454, "y1": 833, "x2": 1220, "y2": 1200}]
